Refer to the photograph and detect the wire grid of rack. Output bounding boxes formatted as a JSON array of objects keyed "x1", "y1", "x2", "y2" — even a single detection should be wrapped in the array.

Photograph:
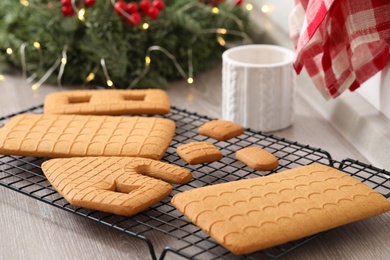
[{"x1": 1, "y1": 105, "x2": 390, "y2": 260}]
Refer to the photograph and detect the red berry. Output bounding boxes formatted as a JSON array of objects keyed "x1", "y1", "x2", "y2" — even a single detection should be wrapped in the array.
[
  {"x1": 61, "y1": 5, "x2": 75, "y2": 16},
  {"x1": 61, "y1": 0, "x2": 72, "y2": 6},
  {"x1": 127, "y1": 12, "x2": 142, "y2": 25},
  {"x1": 207, "y1": 0, "x2": 221, "y2": 6},
  {"x1": 114, "y1": 1, "x2": 127, "y2": 15},
  {"x1": 126, "y1": 2, "x2": 138, "y2": 13},
  {"x1": 85, "y1": 0, "x2": 96, "y2": 6},
  {"x1": 236, "y1": 0, "x2": 243, "y2": 5},
  {"x1": 146, "y1": 6, "x2": 160, "y2": 19},
  {"x1": 152, "y1": 0, "x2": 165, "y2": 10},
  {"x1": 139, "y1": 0, "x2": 151, "y2": 12}
]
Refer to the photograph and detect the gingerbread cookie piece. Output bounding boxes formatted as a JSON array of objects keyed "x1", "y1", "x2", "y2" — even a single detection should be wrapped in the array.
[
  {"x1": 0, "y1": 114, "x2": 175, "y2": 160},
  {"x1": 176, "y1": 142, "x2": 222, "y2": 165},
  {"x1": 172, "y1": 164, "x2": 390, "y2": 255},
  {"x1": 44, "y1": 89, "x2": 170, "y2": 115},
  {"x1": 42, "y1": 157, "x2": 192, "y2": 216},
  {"x1": 235, "y1": 146, "x2": 279, "y2": 171},
  {"x1": 198, "y1": 120, "x2": 244, "y2": 141}
]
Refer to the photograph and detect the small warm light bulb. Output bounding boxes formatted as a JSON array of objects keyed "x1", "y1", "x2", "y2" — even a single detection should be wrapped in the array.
[
  {"x1": 31, "y1": 84, "x2": 40, "y2": 90},
  {"x1": 20, "y1": 0, "x2": 29, "y2": 6},
  {"x1": 61, "y1": 58, "x2": 67, "y2": 64},
  {"x1": 0, "y1": 74, "x2": 5, "y2": 81},
  {"x1": 78, "y1": 8, "x2": 86, "y2": 21},
  {"x1": 86, "y1": 72, "x2": 95, "y2": 82},
  {"x1": 187, "y1": 77, "x2": 194, "y2": 84},
  {"x1": 6, "y1": 48, "x2": 13, "y2": 55},
  {"x1": 142, "y1": 23, "x2": 149, "y2": 30},
  {"x1": 106, "y1": 80, "x2": 113, "y2": 87},
  {"x1": 145, "y1": 56, "x2": 151, "y2": 65},
  {"x1": 212, "y1": 7, "x2": 219, "y2": 14},
  {"x1": 217, "y1": 28, "x2": 227, "y2": 34},
  {"x1": 217, "y1": 36, "x2": 226, "y2": 46},
  {"x1": 246, "y1": 4, "x2": 253, "y2": 11},
  {"x1": 33, "y1": 42, "x2": 41, "y2": 49},
  {"x1": 261, "y1": 4, "x2": 271, "y2": 13}
]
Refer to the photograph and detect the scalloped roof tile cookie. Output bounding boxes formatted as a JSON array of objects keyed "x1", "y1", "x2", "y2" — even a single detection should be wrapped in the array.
[{"x1": 171, "y1": 164, "x2": 390, "y2": 255}]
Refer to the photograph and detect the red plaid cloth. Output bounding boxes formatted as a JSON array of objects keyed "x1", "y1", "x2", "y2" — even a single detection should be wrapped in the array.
[{"x1": 290, "y1": 0, "x2": 390, "y2": 99}]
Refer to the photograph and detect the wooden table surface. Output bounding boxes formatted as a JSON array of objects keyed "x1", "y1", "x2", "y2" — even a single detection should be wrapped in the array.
[{"x1": 1, "y1": 66, "x2": 390, "y2": 260}]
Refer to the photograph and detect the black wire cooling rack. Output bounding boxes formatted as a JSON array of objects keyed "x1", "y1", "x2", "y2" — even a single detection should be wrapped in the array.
[{"x1": 1, "y1": 105, "x2": 390, "y2": 260}]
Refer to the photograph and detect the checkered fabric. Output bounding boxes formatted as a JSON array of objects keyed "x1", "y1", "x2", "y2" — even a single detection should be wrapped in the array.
[{"x1": 290, "y1": 0, "x2": 390, "y2": 99}]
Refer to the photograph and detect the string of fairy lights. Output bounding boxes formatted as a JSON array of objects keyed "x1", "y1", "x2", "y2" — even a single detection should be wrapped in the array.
[{"x1": 0, "y1": 0, "x2": 276, "y2": 90}]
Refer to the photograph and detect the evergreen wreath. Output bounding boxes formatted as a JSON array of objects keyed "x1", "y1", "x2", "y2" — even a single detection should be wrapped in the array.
[{"x1": 0, "y1": 0, "x2": 251, "y2": 89}]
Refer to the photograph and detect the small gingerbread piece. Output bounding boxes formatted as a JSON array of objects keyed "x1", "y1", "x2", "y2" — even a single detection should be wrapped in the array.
[
  {"x1": 198, "y1": 120, "x2": 244, "y2": 141},
  {"x1": 176, "y1": 142, "x2": 222, "y2": 165},
  {"x1": 235, "y1": 146, "x2": 279, "y2": 171}
]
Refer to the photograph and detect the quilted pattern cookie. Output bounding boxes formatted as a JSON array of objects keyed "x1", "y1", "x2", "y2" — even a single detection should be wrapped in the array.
[
  {"x1": 176, "y1": 142, "x2": 222, "y2": 165},
  {"x1": 44, "y1": 89, "x2": 170, "y2": 115},
  {"x1": 42, "y1": 157, "x2": 192, "y2": 216},
  {"x1": 172, "y1": 164, "x2": 390, "y2": 255},
  {"x1": 198, "y1": 120, "x2": 244, "y2": 141},
  {"x1": 0, "y1": 114, "x2": 175, "y2": 159}
]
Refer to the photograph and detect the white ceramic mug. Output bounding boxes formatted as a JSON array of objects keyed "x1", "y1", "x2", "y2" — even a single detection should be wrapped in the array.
[{"x1": 222, "y1": 44, "x2": 295, "y2": 132}]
